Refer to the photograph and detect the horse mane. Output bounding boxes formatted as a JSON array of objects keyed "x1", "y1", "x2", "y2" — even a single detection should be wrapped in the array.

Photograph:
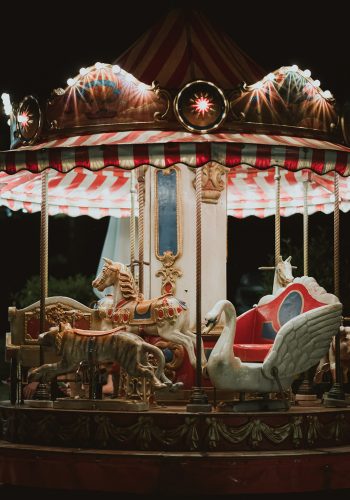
[{"x1": 119, "y1": 265, "x2": 139, "y2": 301}]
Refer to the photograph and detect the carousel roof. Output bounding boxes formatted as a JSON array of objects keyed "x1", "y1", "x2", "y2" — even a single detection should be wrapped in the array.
[
  {"x1": 1, "y1": 166, "x2": 349, "y2": 219},
  {"x1": 114, "y1": 9, "x2": 265, "y2": 89},
  {"x1": 1, "y1": 10, "x2": 349, "y2": 176}
]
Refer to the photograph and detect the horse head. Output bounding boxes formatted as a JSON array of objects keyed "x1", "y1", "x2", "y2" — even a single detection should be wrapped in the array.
[
  {"x1": 275, "y1": 255, "x2": 294, "y2": 288},
  {"x1": 92, "y1": 258, "x2": 121, "y2": 291}
]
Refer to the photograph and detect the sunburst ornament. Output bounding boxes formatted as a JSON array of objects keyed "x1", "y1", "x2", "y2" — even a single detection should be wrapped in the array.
[
  {"x1": 174, "y1": 80, "x2": 228, "y2": 133},
  {"x1": 191, "y1": 93, "x2": 214, "y2": 116},
  {"x1": 16, "y1": 96, "x2": 42, "y2": 143}
]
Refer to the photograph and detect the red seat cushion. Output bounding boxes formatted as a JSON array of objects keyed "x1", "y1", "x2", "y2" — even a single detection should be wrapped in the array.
[{"x1": 234, "y1": 344, "x2": 272, "y2": 362}]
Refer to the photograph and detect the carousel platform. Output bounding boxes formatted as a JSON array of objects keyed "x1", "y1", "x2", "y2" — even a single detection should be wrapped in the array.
[{"x1": 1, "y1": 401, "x2": 350, "y2": 494}]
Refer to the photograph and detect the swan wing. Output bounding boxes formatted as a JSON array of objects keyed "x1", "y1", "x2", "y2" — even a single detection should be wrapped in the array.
[{"x1": 262, "y1": 303, "x2": 342, "y2": 380}]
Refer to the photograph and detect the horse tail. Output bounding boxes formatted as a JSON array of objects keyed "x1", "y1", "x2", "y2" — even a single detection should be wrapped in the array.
[{"x1": 145, "y1": 343, "x2": 166, "y2": 379}]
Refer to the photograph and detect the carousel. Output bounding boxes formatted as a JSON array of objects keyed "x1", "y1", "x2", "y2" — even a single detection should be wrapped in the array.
[{"x1": 1, "y1": 8, "x2": 350, "y2": 495}]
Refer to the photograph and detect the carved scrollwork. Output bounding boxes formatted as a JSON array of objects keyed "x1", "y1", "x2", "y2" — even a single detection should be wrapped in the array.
[
  {"x1": 192, "y1": 162, "x2": 228, "y2": 204},
  {"x1": 306, "y1": 413, "x2": 349, "y2": 445},
  {"x1": 156, "y1": 250, "x2": 183, "y2": 295},
  {"x1": 152, "y1": 80, "x2": 172, "y2": 122},
  {"x1": 27, "y1": 304, "x2": 89, "y2": 326},
  {"x1": 154, "y1": 167, "x2": 183, "y2": 294},
  {"x1": 205, "y1": 416, "x2": 303, "y2": 450},
  {"x1": 154, "y1": 339, "x2": 185, "y2": 381}
]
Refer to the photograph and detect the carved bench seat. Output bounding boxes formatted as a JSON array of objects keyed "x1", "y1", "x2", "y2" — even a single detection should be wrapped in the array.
[{"x1": 233, "y1": 278, "x2": 339, "y2": 362}]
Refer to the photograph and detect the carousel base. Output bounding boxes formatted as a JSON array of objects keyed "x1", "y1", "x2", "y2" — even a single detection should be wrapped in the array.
[
  {"x1": 1, "y1": 401, "x2": 350, "y2": 494},
  {"x1": 53, "y1": 397, "x2": 149, "y2": 411}
]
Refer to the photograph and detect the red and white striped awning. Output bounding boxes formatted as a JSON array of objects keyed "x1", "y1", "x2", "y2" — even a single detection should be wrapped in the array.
[
  {"x1": 1, "y1": 131, "x2": 350, "y2": 176},
  {"x1": 0, "y1": 167, "x2": 131, "y2": 219},
  {"x1": 227, "y1": 167, "x2": 350, "y2": 218},
  {"x1": 1, "y1": 164, "x2": 349, "y2": 219}
]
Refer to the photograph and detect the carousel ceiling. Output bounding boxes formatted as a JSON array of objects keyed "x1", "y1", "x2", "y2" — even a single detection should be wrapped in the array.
[{"x1": 1, "y1": 166, "x2": 349, "y2": 219}]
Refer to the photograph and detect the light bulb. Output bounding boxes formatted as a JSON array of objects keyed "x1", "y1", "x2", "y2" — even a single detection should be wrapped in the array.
[
  {"x1": 303, "y1": 69, "x2": 311, "y2": 78},
  {"x1": 95, "y1": 62, "x2": 105, "y2": 70},
  {"x1": 67, "y1": 78, "x2": 76, "y2": 87},
  {"x1": 79, "y1": 67, "x2": 89, "y2": 76},
  {"x1": 112, "y1": 65, "x2": 121, "y2": 74},
  {"x1": 291, "y1": 65, "x2": 299, "y2": 72},
  {"x1": 138, "y1": 82, "x2": 148, "y2": 92},
  {"x1": 251, "y1": 81, "x2": 264, "y2": 90},
  {"x1": 1, "y1": 93, "x2": 12, "y2": 115},
  {"x1": 323, "y1": 90, "x2": 333, "y2": 99},
  {"x1": 313, "y1": 79, "x2": 320, "y2": 87}
]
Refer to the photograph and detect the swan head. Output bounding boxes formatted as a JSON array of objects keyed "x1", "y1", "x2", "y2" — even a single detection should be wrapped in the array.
[{"x1": 202, "y1": 313, "x2": 220, "y2": 335}]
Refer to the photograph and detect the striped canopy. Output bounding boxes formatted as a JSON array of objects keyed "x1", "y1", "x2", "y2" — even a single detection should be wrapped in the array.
[
  {"x1": 1, "y1": 164, "x2": 349, "y2": 219},
  {"x1": 1, "y1": 131, "x2": 350, "y2": 176},
  {"x1": 114, "y1": 9, "x2": 265, "y2": 89}
]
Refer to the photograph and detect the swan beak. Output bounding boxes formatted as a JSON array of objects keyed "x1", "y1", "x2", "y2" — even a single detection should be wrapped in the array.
[{"x1": 202, "y1": 317, "x2": 217, "y2": 335}]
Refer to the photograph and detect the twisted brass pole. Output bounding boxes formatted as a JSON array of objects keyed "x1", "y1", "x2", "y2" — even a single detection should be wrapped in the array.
[
  {"x1": 274, "y1": 167, "x2": 281, "y2": 266},
  {"x1": 195, "y1": 166, "x2": 202, "y2": 389},
  {"x1": 327, "y1": 171, "x2": 345, "y2": 403},
  {"x1": 129, "y1": 170, "x2": 136, "y2": 277},
  {"x1": 334, "y1": 172, "x2": 340, "y2": 298},
  {"x1": 137, "y1": 167, "x2": 145, "y2": 295},
  {"x1": 303, "y1": 179, "x2": 309, "y2": 276},
  {"x1": 40, "y1": 170, "x2": 49, "y2": 336},
  {"x1": 37, "y1": 170, "x2": 50, "y2": 400}
]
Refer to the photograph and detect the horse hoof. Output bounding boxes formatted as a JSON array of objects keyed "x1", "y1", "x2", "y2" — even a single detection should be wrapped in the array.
[{"x1": 169, "y1": 382, "x2": 184, "y2": 392}]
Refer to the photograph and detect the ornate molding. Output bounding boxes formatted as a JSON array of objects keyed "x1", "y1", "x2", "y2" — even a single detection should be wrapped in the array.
[
  {"x1": 154, "y1": 167, "x2": 183, "y2": 294},
  {"x1": 155, "y1": 250, "x2": 183, "y2": 295},
  {"x1": 192, "y1": 162, "x2": 228, "y2": 204},
  {"x1": 205, "y1": 416, "x2": 303, "y2": 449},
  {"x1": 2, "y1": 406, "x2": 350, "y2": 452}
]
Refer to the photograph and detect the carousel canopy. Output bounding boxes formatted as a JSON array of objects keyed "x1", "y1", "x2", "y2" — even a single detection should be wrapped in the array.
[
  {"x1": 1, "y1": 9, "x2": 350, "y2": 175},
  {"x1": 1, "y1": 166, "x2": 349, "y2": 219},
  {"x1": 1, "y1": 130, "x2": 350, "y2": 175},
  {"x1": 114, "y1": 9, "x2": 265, "y2": 89}
]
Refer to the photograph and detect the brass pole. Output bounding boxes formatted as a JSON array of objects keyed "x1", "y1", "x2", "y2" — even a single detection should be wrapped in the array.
[
  {"x1": 303, "y1": 179, "x2": 309, "y2": 276},
  {"x1": 334, "y1": 172, "x2": 340, "y2": 298},
  {"x1": 37, "y1": 170, "x2": 50, "y2": 401},
  {"x1": 187, "y1": 166, "x2": 211, "y2": 412},
  {"x1": 274, "y1": 167, "x2": 281, "y2": 266},
  {"x1": 129, "y1": 170, "x2": 136, "y2": 277},
  {"x1": 327, "y1": 171, "x2": 345, "y2": 403},
  {"x1": 40, "y1": 171, "x2": 49, "y2": 335},
  {"x1": 137, "y1": 166, "x2": 145, "y2": 295},
  {"x1": 195, "y1": 166, "x2": 202, "y2": 389}
]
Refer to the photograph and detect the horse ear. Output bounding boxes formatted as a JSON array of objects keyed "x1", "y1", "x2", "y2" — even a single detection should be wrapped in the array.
[
  {"x1": 286, "y1": 256, "x2": 292, "y2": 263},
  {"x1": 103, "y1": 257, "x2": 113, "y2": 265}
]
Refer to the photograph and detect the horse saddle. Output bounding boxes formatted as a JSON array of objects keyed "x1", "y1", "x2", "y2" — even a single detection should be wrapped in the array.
[
  {"x1": 135, "y1": 300, "x2": 153, "y2": 316},
  {"x1": 72, "y1": 326, "x2": 124, "y2": 337}
]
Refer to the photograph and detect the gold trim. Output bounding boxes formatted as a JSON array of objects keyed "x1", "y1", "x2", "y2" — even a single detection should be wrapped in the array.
[
  {"x1": 154, "y1": 167, "x2": 183, "y2": 294},
  {"x1": 173, "y1": 80, "x2": 228, "y2": 134}
]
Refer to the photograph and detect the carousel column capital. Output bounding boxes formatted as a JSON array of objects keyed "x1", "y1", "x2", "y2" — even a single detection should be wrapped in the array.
[{"x1": 191, "y1": 162, "x2": 229, "y2": 204}]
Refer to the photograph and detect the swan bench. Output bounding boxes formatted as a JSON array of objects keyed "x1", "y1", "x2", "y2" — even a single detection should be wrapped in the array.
[{"x1": 232, "y1": 278, "x2": 339, "y2": 362}]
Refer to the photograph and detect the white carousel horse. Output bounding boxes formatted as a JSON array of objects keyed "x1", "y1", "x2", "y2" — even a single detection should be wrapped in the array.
[
  {"x1": 258, "y1": 255, "x2": 295, "y2": 306},
  {"x1": 203, "y1": 299, "x2": 342, "y2": 394},
  {"x1": 92, "y1": 258, "x2": 206, "y2": 369}
]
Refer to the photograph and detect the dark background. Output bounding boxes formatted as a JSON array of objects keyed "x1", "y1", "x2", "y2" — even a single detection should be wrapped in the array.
[{"x1": 1, "y1": 1, "x2": 350, "y2": 377}]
